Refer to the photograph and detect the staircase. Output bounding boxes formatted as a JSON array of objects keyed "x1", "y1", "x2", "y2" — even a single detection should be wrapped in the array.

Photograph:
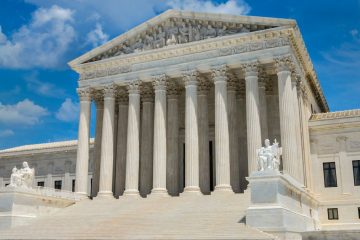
[{"x1": 0, "y1": 193, "x2": 275, "y2": 239}]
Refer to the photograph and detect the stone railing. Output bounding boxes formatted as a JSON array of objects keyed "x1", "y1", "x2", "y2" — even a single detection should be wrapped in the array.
[
  {"x1": 0, "y1": 186, "x2": 81, "y2": 201},
  {"x1": 310, "y1": 109, "x2": 360, "y2": 121}
]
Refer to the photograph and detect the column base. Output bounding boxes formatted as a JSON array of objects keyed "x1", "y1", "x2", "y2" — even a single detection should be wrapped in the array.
[
  {"x1": 150, "y1": 188, "x2": 169, "y2": 197},
  {"x1": 213, "y1": 184, "x2": 233, "y2": 194},
  {"x1": 182, "y1": 186, "x2": 202, "y2": 196},
  {"x1": 75, "y1": 191, "x2": 89, "y2": 199},
  {"x1": 123, "y1": 189, "x2": 140, "y2": 197},
  {"x1": 96, "y1": 191, "x2": 114, "y2": 198}
]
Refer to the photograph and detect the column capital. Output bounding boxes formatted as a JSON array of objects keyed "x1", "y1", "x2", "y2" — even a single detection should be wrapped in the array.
[
  {"x1": 127, "y1": 80, "x2": 141, "y2": 94},
  {"x1": 102, "y1": 84, "x2": 116, "y2": 98},
  {"x1": 93, "y1": 90, "x2": 104, "y2": 107},
  {"x1": 167, "y1": 80, "x2": 180, "y2": 98},
  {"x1": 141, "y1": 83, "x2": 154, "y2": 102},
  {"x1": 274, "y1": 55, "x2": 295, "y2": 73},
  {"x1": 226, "y1": 73, "x2": 238, "y2": 92},
  {"x1": 182, "y1": 69, "x2": 198, "y2": 86},
  {"x1": 152, "y1": 74, "x2": 167, "y2": 91},
  {"x1": 211, "y1": 64, "x2": 227, "y2": 83},
  {"x1": 198, "y1": 76, "x2": 211, "y2": 94},
  {"x1": 116, "y1": 87, "x2": 128, "y2": 104},
  {"x1": 77, "y1": 87, "x2": 92, "y2": 101},
  {"x1": 241, "y1": 61, "x2": 260, "y2": 77},
  {"x1": 258, "y1": 68, "x2": 268, "y2": 88}
]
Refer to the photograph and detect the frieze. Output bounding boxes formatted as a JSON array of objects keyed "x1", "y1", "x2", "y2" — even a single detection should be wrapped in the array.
[
  {"x1": 80, "y1": 65, "x2": 132, "y2": 80},
  {"x1": 79, "y1": 33, "x2": 291, "y2": 82}
]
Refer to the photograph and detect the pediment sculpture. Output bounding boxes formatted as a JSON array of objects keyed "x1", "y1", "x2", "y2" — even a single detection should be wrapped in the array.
[
  {"x1": 8, "y1": 161, "x2": 35, "y2": 188},
  {"x1": 257, "y1": 139, "x2": 282, "y2": 171},
  {"x1": 85, "y1": 18, "x2": 271, "y2": 63}
]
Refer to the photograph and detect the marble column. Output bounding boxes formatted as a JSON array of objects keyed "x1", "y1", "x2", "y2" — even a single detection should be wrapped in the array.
[
  {"x1": 243, "y1": 62, "x2": 262, "y2": 174},
  {"x1": 98, "y1": 85, "x2": 116, "y2": 197},
  {"x1": 198, "y1": 77, "x2": 211, "y2": 195},
  {"x1": 212, "y1": 65, "x2": 232, "y2": 192},
  {"x1": 0, "y1": 167, "x2": 4, "y2": 187},
  {"x1": 183, "y1": 70, "x2": 201, "y2": 194},
  {"x1": 139, "y1": 84, "x2": 154, "y2": 197},
  {"x1": 167, "y1": 82, "x2": 180, "y2": 196},
  {"x1": 291, "y1": 76, "x2": 304, "y2": 184},
  {"x1": 337, "y1": 136, "x2": 351, "y2": 194},
  {"x1": 124, "y1": 81, "x2": 141, "y2": 196},
  {"x1": 151, "y1": 75, "x2": 168, "y2": 195},
  {"x1": 64, "y1": 161, "x2": 72, "y2": 191},
  {"x1": 310, "y1": 139, "x2": 320, "y2": 194},
  {"x1": 236, "y1": 88, "x2": 248, "y2": 192},
  {"x1": 299, "y1": 84, "x2": 313, "y2": 189},
  {"x1": 75, "y1": 88, "x2": 91, "y2": 196},
  {"x1": 258, "y1": 71, "x2": 269, "y2": 141},
  {"x1": 275, "y1": 56, "x2": 298, "y2": 179},
  {"x1": 114, "y1": 89, "x2": 128, "y2": 197},
  {"x1": 91, "y1": 92, "x2": 103, "y2": 197},
  {"x1": 46, "y1": 162, "x2": 54, "y2": 188},
  {"x1": 227, "y1": 75, "x2": 240, "y2": 193}
]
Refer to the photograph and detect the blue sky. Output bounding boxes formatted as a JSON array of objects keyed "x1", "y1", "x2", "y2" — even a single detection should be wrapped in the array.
[{"x1": 0, "y1": 0, "x2": 359, "y2": 149}]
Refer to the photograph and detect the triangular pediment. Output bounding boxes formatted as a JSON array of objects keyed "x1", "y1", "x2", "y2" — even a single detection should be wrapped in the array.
[{"x1": 69, "y1": 10, "x2": 296, "y2": 66}]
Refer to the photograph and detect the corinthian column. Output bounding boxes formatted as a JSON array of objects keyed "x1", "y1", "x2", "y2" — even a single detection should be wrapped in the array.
[
  {"x1": 243, "y1": 62, "x2": 262, "y2": 174},
  {"x1": 98, "y1": 85, "x2": 116, "y2": 198},
  {"x1": 91, "y1": 91, "x2": 103, "y2": 197},
  {"x1": 275, "y1": 56, "x2": 298, "y2": 180},
  {"x1": 151, "y1": 74, "x2": 168, "y2": 196},
  {"x1": 227, "y1": 74, "x2": 240, "y2": 193},
  {"x1": 258, "y1": 70, "x2": 269, "y2": 141},
  {"x1": 139, "y1": 84, "x2": 154, "y2": 197},
  {"x1": 167, "y1": 81, "x2": 180, "y2": 196},
  {"x1": 212, "y1": 65, "x2": 232, "y2": 192},
  {"x1": 183, "y1": 70, "x2": 201, "y2": 194},
  {"x1": 114, "y1": 88, "x2": 128, "y2": 197},
  {"x1": 292, "y1": 75, "x2": 304, "y2": 184},
  {"x1": 75, "y1": 87, "x2": 91, "y2": 196},
  {"x1": 124, "y1": 81, "x2": 141, "y2": 196},
  {"x1": 198, "y1": 77, "x2": 211, "y2": 195}
]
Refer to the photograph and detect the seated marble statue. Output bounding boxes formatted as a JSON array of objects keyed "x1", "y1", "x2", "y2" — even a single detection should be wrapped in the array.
[
  {"x1": 8, "y1": 161, "x2": 35, "y2": 188},
  {"x1": 257, "y1": 139, "x2": 281, "y2": 172}
]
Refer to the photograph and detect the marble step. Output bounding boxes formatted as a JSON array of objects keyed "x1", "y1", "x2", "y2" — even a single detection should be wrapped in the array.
[{"x1": 0, "y1": 193, "x2": 274, "y2": 240}]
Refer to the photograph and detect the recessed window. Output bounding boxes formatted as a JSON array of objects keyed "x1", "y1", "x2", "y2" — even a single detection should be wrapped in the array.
[
  {"x1": 353, "y1": 160, "x2": 360, "y2": 186},
  {"x1": 323, "y1": 162, "x2": 337, "y2": 187},
  {"x1": 54, "y1": 180, "x2": 62, "y2": 190},
  {"x1": 327, "y1": 208, "x2": 339, "y2": 220},
  {"x1": 37, "y1": 181, "x2": 44, "y2": 187},
  {"x1": 358, "y1": 207, "x2": 360, "y2": 219},
  {"x1": 72, "y1": 179, "x2": 75, "y2": 192},
  {"x1": 5, "y1": 183, "x2": 9, "y2": 187}
]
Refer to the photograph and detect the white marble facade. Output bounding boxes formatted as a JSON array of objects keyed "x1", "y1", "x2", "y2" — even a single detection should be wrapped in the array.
[{"x1": 1, "y1": 10, "x2": 360, "y2": 233}]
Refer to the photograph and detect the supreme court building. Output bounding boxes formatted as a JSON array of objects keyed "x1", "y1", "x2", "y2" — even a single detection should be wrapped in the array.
[{"x1": 0, "y1": 10, "x2": 359, "y2": 239}]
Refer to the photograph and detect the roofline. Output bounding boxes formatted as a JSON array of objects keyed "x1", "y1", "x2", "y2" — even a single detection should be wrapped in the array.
[
  {"x1": 68, "y1": 9, "x2": 296, "y2": 68},
  {"x1": 0, "y1": 139, "x2": 94, "y2": 157}
]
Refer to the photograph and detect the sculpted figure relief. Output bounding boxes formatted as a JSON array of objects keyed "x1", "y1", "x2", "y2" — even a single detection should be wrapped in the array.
[
  {"x1": 85, "y1": 19, "x2": 263, "y2": 63},
  {"x1": 257, "y1": 139, "x2": 281, "y2": 172},
  {"x1": 9, "y1": 161, "x2": 35, "y2": 188}
]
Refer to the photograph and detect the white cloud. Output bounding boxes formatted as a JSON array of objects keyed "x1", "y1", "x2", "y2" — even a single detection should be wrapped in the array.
[
  {"x1": 86, "y1": 23, "x2": 109, "y2": 47},
  {"x1": 166, "y1": 0, "x2": 251, "y2": 15},
  {"x1": 0, "y1": 129, "x2": 14, "y2": 137},
  {"x1": 350, "y1": 29, "x2": 359, "y2": 37},
  {"x1": 0, "y1": 99, "x2": 49, "y2": 125},
  {"x1": 0, "y1": 5, "x2": 75, "y2": 69},
  {"x1": 24, "y1": 72, "x2": 66, "y2": 98},
  {"x1": 56, "y1": 98, "x2": 79, "y2": 122}
]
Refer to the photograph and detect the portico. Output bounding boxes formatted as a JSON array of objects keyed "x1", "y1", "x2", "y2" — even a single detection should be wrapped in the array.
[{"x1": 70, "y1": 10, "x2": 328, "y2": 198}]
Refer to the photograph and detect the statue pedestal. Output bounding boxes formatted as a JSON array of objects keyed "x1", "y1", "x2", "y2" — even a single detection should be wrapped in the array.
[
  {"x1": 246, "y1": 170, "x2": 320, "y2": 240},
  {"x1": 0, "y1": 187, "x2": 78, "y2": 230}
]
